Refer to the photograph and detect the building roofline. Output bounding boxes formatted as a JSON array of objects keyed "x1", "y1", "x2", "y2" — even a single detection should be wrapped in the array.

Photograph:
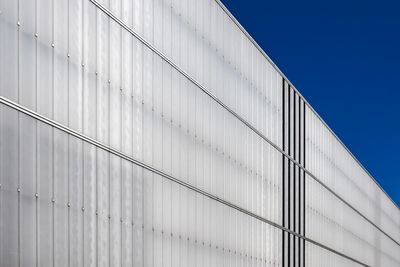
[{"x1": 214, "y1": 0, "x2": 399, "y2": 211}]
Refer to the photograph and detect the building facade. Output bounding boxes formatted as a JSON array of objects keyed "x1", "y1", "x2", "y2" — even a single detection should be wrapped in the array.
[{"x1": 0, "y1": 0, "x2": 399, "y2": 266}]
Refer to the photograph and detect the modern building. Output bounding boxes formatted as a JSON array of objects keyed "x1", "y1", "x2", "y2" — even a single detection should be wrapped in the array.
[{"x1": 0, "y1": 0, "x2": 399, "y2": 266}]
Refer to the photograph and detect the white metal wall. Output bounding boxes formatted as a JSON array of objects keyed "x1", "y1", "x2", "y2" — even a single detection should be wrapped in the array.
[
  {"x1": 305, "y1": 106, "x2": 400, "y2": 266},
  {"x1": 0, "y1": 0, "x2": 399, "y2": 266}
]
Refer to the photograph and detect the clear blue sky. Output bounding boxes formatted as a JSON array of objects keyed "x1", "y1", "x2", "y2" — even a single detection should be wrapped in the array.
[{"x1": 220, "y1": 0, "x2": 400, "y2": 207}]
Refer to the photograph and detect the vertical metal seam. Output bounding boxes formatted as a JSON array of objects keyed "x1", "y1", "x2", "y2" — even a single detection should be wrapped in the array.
[
  {"x1": 34, "y1": 0, "x2": 39, "y2": 264},
  {"x1": 282, "y1": 77, "x2": 285, "y2": 267},
  {"x1": 288, "y1": 84, "x2": 291, "y2": 267},
  {"x1": 51, "y1": 0, "x2": 55, "y2": 265},
  {"x1": 303, "y1": 101, "x2": 306, "y2": 267},
  {"x1": 0, "y1": 107, "x2": 1, "y2": 267},
  {"x1": 129, "y1": 0, "x2": 135, "y2": 264},
  {"x1": 151, "y1": 0, "x2": 155, "y2": 265},
  {"x1": 297, "y1": 93, "x2": 300, "y2": 265},
  {"x1": 119, "y1": 0, "x2": 123, "y2": 265},
  {"x1": 294, "y1": 89, "x2": 297, "y2": 266},
  {"x1": 67, "y1": 0, "x2": 71, "y2": 266},
  {"x1": 298, "y1": 95, "x2": 301, "y2": 267},
  {"x1": 95, "y1": 3, "x2": 99, "y2": 266},
  {"x1": 17, "y1": 0, "x2": 21, "y2": 264},
  {"x1": 178, "y1": 1, "x2": 183, "y2": 264},
  {"x1": 81, "y1": 0, "x2": 86, "y2": 265},
  {"x1": 170, "y1": 1, "x2": 175, "y2": 263},
  {"x1": 0, "y1": 0, "x2": 2, "y2": 260},
  {"x1": 107, "y1": 0, "x2": 111, "y2": 264},
  {"x1": 161, "y1": 0, "x2": 166, "y2": 262},
  {"x1": 140, "y1": 0, "x2": 145, "y2": 264}
]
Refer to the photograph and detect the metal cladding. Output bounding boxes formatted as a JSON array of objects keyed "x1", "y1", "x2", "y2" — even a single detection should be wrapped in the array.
[{"x1": 0, "y1": 0, "x2": 399, "y2": 266}]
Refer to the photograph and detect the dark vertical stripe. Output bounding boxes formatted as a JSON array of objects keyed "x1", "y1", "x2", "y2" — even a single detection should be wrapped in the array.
[
  {"x1": 282, "y1": 77, "x2": 286, "y2": 267},
  {"x1": 303, "y1": 101, "x2": 306, "y2": 267},
  {"x1": 298, "y1": 95, "x2": 301, "y2": 267},
  {"x1": 293, "y1": 91, "x2": 297, "y2": 267},
  {"x1": 288, "y1": 85, "x2": 291, "y2": 267}
]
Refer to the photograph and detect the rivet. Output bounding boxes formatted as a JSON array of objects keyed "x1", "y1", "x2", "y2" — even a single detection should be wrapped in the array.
[
  {"x1": 108, "y1": 79, "x2": 111, "y2": 84},
  {"x1": 81, "y1": 207, "x2": 85, "y2": 212},
  {"x1": 17, "y1": 187, "x2": 21, "y2": 192},
  {"x1": 52, "y1": 198, "x2": 55, "y2": 203},
  {"x1": 35, "y1": 193, "x2": 39, "y2": 198},
  {"x1": 17, "y1": 21, "x2": 20, "y2": 26},
  {"x1": 34, "y1": 33, "x2": 38, "y2": 38},
  {"x1": 95, "y1": 71, "x2": 98, "y2": 75},
  {"x1": 67, "y1": 53, "x2": 70, "y2": 58},
  {"x1": 67, "y1": 202, "x2": 71, "y2": 207},
  {"x1": 82, "y1": 63, "x2": 85, "y2": 67},
  {"x1": 51, "y1": 43, "x2": 55, "y2": 48}
]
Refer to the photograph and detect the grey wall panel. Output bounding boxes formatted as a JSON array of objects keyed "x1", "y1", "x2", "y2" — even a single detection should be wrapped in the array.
[
  {"x1": 306, "y1": 104, "x2": 400, "y2": 245},
  {"x1": 0, "y1": 107, "x2": 19, "y2": 266},
  {"x1": 306, "y1": 173, "x2": 399, "y2": 266},
  {"x1": 0, "y1": 104, "x2": 284, "y2": 266}
]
